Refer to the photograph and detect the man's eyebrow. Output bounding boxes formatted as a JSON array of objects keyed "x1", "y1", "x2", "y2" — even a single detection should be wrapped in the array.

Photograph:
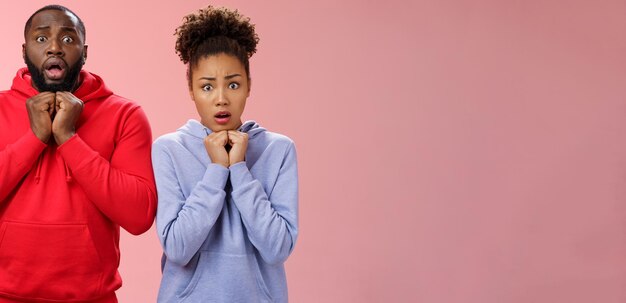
[{"x1": 33, "y1": 25, "x2": 78, "y2": 33}]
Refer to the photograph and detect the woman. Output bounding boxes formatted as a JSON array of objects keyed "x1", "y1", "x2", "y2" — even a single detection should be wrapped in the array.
[{"x1": 153, "y1": 6, "x2": 299, "y2": 303}]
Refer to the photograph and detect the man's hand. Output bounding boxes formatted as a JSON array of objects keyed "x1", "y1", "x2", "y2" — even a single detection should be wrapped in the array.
[
  {"x1": 204, "y1": 130, "x2": 230, "y2": 168},
  {"x1": 227, "y1": 130, "x2": 248, "y2": 165},
  {"x1": 52, "y1": 92, "x2": 83, "y2": 145},
  {"x1": 26, "y1": 92, "x2": 56, "y2": 143}
]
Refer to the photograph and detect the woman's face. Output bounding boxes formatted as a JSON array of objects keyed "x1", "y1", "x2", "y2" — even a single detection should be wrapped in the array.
[{"x1": 190, "y1": 53, "x2": 250, "y2": 132}]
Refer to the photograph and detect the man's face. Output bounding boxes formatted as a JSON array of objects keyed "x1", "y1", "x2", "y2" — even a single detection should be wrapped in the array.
[{"x1": 23, "y1": 9, "x2": 87, "y2": 92}]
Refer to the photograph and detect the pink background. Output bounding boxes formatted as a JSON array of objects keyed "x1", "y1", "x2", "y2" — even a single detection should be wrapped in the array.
[{"x1": 1, "y1": 0, "x2": 626, "y2": 302}]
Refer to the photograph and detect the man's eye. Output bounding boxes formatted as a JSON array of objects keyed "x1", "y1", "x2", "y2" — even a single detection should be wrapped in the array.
[
  {"x1": 229, "y1": 83, "x2": 239, "y2": 89},
  {"x1": 36, "y1": 36, "x2": 47, "y2": 43},
  {"x1": 62, "y1": 36, "x2": 73, "y2": 43}
]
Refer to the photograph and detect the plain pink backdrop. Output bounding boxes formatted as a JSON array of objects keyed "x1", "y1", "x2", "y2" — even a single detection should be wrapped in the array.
[{"x1": 1, "y1": 0, "x2": 626, "y2": 302}]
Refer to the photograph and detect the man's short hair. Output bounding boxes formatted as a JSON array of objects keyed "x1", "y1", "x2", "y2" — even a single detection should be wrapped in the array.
[{"x1": 24, "y1": 5, "x2": 86, "y2": 41}]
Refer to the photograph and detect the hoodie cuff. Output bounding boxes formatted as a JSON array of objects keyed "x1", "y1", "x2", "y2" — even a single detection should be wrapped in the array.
[
  {"x1": 57, "y1": 134, "x2": 99, "y2": 170},
  {"x1": 203, "y1": 163, "x2": 230, "y2": 189},
  {"x1": 229, "y1": 162, "x2": 254, "y2": 188},
  {"x1": 12, "y1": 130, "x2": 47, "y2": 169}
]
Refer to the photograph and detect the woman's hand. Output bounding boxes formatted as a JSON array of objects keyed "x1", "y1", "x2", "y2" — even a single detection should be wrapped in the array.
[
  {"x1": 204, "y1": 130, "x2": 230, "y2": 167},
  {"x1": 227, "y1": 130, "x2": 248, "y2": 165}
]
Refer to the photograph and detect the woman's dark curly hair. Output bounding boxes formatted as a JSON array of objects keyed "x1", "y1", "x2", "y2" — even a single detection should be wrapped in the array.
[{"x1": 175, "y1": 6, "x2": 259, "y2": 85}]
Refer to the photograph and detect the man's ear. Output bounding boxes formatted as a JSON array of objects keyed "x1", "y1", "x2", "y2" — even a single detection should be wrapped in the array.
[
  {"x1": 22, "y1": 44, "x2": 26, "y2": 61},
  {"x1": 83, "y1": 44, "x2": 88, "y2": 64}
]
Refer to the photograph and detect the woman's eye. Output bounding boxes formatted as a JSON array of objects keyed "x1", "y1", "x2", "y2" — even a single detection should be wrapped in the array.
[
  {"x1": 62, "y1": 36, "x2": 74, "y2": 43},
  {"x1": 202, "y1": 84, "x2": 213, "y2": 91},
  {"x1": 229, "y1": 82, "x2": 239, "y2": 89},
  {"x1": 36, "y1": 36, "x2": 47, "y2": 43}
]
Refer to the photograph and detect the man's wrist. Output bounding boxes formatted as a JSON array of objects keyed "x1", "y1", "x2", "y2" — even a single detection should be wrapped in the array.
[{"x1": 54, "y1": 132, "x2": 75, "y2": 145}]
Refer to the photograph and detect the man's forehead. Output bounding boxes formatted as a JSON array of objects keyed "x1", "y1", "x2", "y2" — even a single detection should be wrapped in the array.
[{"x1": 29, "y1": 10, "x2": 80, "y2": 31}]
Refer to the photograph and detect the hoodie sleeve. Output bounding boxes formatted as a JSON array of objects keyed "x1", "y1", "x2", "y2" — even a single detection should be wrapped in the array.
[
  {"x1": 153, "y1": 141, "x2": 229, "y2": 266},
  {"x1": 229, "y1": 142, "x2": 299, "y2": 265},
  {"x1": 0, "y1": 130, "x2": 47, "y2": 201},
  {"x1": 57, "y1": 107, "x2": 156, "y2": 235}
]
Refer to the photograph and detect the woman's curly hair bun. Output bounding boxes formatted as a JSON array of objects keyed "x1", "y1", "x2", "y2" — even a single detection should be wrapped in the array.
[{"x1": 175, "y1": 6, "x2": 259, "y2": 64}]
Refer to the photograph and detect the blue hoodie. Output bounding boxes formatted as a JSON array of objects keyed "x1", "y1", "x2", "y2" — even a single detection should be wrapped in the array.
[{"x1": 153, "y1": 119, "x2": 298, "y2": 303}]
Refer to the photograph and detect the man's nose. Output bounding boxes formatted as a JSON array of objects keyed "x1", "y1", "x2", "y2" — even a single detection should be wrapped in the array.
[{"x1": 47, "y1": 39, "x2": 64, "y2": 56}]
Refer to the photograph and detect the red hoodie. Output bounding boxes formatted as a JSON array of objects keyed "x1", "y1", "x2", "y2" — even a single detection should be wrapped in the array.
[{"x1": 0, "y1": 68, "x2": 157, "y2": 302}]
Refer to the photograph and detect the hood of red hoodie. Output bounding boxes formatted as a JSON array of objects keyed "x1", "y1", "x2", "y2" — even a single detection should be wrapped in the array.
[
  {"x1": 11, "y1": 67, "x2": 114, "y2": 184},
  {"x1": 11, "y1": 67, "x2": 113, "y2": 102}
]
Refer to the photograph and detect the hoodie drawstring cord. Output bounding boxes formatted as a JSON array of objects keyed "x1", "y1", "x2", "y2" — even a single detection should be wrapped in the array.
[
  {"x1": 34, "y1": 152, "x2": 44, "y2": 184},
  {"x1": 34, "y1": 148, "x2": 72, "y2": 183},
  {"x1": 64, "y1": 161, "x2": 72, "y2": 182}
]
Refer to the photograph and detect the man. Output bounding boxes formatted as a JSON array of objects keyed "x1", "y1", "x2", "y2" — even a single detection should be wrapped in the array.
[{"x1": 0, "y1": 5, "x2": 156, "y2": 302}]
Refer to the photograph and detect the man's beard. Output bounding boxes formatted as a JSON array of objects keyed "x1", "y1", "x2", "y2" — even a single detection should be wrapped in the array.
[{"x1": 25, "y1": 54, "x2": 84, "y2": 92}]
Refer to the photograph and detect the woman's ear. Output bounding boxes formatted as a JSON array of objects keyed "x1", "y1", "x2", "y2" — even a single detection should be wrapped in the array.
[
  {"x1": 247, "y1": 78, "x2": 252, "y2": 98},
  {"x1": 186, "y1": 67, "x2": 194, "y2": 101},
  {"x1": 188, "y1": 89, "x2": 195, "y2": 102}
]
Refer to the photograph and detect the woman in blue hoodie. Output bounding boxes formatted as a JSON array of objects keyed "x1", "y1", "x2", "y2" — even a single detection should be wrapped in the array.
[{"x1": 152, "y1": 6, "x2": 298, "y2": 302}]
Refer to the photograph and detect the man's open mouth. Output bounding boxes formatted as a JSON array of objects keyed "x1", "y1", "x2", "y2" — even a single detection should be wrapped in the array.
[{"x1": 43, "y1": 59, "x2": 67, "y2": 80}]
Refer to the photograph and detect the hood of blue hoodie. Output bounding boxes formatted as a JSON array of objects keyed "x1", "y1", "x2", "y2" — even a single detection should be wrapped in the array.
[{"x1": 178, "y1": 119, "x2": 266, "y2": 140}]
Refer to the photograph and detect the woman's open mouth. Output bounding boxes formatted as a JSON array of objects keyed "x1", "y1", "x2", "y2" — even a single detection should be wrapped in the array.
[{"x1": 214, "y1": 111, "x2": 231, "y2": 124}]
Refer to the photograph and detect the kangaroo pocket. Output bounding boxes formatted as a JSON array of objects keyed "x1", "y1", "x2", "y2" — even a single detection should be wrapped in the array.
[
  {"x1": 178, "y1": 251, "x2": 272, "y2": 303},
  {"x1": 0, "y1": 221, "x2": 104, "y2": 301}
]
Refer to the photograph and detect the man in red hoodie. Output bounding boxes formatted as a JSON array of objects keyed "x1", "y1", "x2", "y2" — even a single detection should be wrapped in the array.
[{"x1": 0, "y1": 5, "x2": 156, "y2": 302}]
